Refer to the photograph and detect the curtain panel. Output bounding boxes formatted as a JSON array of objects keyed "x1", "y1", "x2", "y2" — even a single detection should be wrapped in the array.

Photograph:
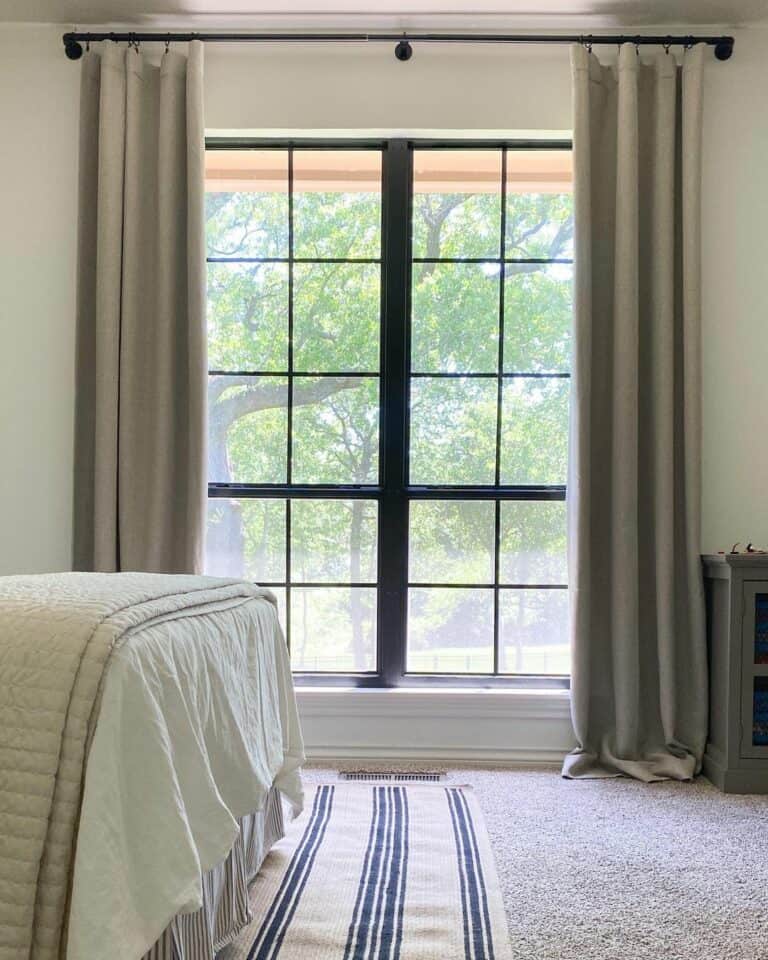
[
  {"x1": 73, "y1": 41, "x2": 206, "y2": 574},
  {"x1": 564, "y1": 43, "x2": 708, "y2": 781}
]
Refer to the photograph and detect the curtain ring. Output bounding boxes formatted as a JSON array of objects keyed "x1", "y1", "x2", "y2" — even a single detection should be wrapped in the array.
[
  {"x1": 164, "y1": 36, "x2": 171, "y2": 55},
  {"x1": 85, "y1": 38, "x2": 90, "y2": 52},
  {"x1": 663, "y1": 41, "x2": 671, "y2": 55}
]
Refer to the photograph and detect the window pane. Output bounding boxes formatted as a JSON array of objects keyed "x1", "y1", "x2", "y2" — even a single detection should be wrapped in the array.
[
  {"x1": 412, "y1": 150, "x2": 501, "y2": 259},
  {"x1": 504, "y1": 263, "x2": 572, "y2": 373},
  {"x1": 500, "y1": 378, "x2": 569, "y2": 485},
  {"x1": 409, "y1": 501, "x2": 494, "y2": 585},
  {"x1": 407, "y1": 588, "x2": 493, "y2": 673},
  {"x1": 293, "y1": 263, "x2": 380, "y2": 372},
  {"x1": 409, "y1": 378, "x2": 497, "y2": 485},
  {"x1": 505, "y1": 194, "x2": 573, "y2": 261},
  {"x1": 505, "y1": 151, "x2": 573, "y2": 260},
  {"x1": 293, "y1": 150, "x2": 381, "y2": 259},
  {"x1": 499, "y1": 588, "x2": 569, "y2": 675},
  {"x1": 291, "y1": 499, "x2": 378, "y2": 583},
  {"x1": 208, "y1": 375, "x2": 287, "y2": 483},
  {"x1": 291, "y1": 376, "x2": 379, "y2": 484},
  {"x1": 205, "y1": 498, "x2": 285, "y2": 580},
  {"x1": 205, "y1": 150, "x2": 288, "y2": 259},
  {"x1": 207, "y1": 262, "x2": 289, "y2": 372},
  {"x1": 500, "y1": 501, "x2": 567, "y2": 584},
  {"x1": 411, "y1": 263, "x2": 499, "y2": 373},
  {"x1": 290, "y1": 587, "x2": 376, "y2": 671}
]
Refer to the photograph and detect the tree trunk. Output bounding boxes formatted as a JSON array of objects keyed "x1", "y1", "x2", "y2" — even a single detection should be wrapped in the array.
[{"x1": 205, "y1": 375, "x2": 361, "y2": 580}]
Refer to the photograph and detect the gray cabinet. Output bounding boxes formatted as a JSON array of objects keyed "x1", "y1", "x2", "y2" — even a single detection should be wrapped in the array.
[{"x1": 702, "y1": 554, "x2": 768, "y2": 793}]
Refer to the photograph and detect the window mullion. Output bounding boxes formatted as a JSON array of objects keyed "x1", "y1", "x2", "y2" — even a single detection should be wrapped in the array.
[
  {"x1": 493, "y1": 147, "x2": 509, "y2": 675},
  {"x1": 377, "y1": 139, "x2": 412, "y2": 687},
  {"x1": 285, "y1": 148, "x2": 295, "y2": 649}
]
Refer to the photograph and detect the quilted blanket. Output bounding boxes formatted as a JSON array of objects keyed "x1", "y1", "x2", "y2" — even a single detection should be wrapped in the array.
[{"x1": 0, "y1": 573, "x2": 276, "y2": 960}]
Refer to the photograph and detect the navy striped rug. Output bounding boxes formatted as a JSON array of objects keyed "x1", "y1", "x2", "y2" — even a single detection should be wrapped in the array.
[{"x1": 227, "y1": 784, "x2": 511, "y2": 960}]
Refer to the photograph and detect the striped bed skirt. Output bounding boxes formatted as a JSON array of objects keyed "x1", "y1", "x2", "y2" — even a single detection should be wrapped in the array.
[{"x1": 143, "y1": 787, "x2": 285, "y2": 960}]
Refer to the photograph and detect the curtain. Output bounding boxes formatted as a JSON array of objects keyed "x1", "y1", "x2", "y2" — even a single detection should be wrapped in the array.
[
  {"x1": 73, "y1": 41, "x2": 206, "y2": 574},
  {"x1": 563, "y1": 43, "x2": 708, "y2": 781}
]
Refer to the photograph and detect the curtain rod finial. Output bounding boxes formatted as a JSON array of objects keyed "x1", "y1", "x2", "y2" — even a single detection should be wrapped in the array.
[
  {"x1": 714, "y1": 38, "x2": 734, "y2": 61},
  {"x1": 63, "y1": 36, "x2": 84, "y2": 59}
]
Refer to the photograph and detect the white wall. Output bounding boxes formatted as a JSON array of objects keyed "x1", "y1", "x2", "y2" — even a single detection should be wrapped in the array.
[
  {"x1": 204, "y1": 41, "x2": 572, "y2": 134},
  {"x1": 0, "y1": 26, "x2": 79, "y2": 574},
  {"x1": 0, "y1": 24, "x2": 765, "y2": 576},
  {"x1": 700, "y1": 28, "x2": 768, "y2": 552}
]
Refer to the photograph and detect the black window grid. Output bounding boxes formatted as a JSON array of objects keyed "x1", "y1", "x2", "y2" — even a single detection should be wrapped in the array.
[{"x1": 206, "y1": 138, "x2": 571, "y2": 689}]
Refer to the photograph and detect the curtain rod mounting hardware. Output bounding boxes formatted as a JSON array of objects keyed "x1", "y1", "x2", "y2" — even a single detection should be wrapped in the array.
[
  {"x1": 60, "y1": 30, "x2": 735, "y2": 63},
  {"x1": 394, "y1": 38, "x2": 413, "y2": 61}
]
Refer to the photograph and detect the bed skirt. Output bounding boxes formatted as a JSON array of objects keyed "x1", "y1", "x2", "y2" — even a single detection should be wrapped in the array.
[{"x1": 142, "y1": 787, "x2": 285, "y2": 960}]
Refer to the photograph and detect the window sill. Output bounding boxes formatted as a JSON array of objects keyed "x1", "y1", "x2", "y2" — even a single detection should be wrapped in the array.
[{"x1": 296, "y1": 683, "x2": 568, "y2": 706}]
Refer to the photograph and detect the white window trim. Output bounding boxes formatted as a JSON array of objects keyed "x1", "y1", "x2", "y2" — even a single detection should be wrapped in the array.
[{"x1": 296, "y1": 687, "x2": 574, "y2": 762}]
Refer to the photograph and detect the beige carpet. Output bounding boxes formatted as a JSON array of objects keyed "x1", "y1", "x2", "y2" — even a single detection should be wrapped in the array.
[{"x1": 302, "y1": 764, "x2": 768, "y2": 960}]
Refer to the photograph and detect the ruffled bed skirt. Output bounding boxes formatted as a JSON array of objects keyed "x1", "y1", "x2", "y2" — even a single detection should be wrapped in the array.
[{"x1": 142, "y1": 787, "x2": 285, "y2": 960}]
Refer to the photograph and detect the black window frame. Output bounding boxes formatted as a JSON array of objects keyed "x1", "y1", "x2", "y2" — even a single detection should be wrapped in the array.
[{"x1": 206, "y1": 136, "x2": 571, "y2": 690}]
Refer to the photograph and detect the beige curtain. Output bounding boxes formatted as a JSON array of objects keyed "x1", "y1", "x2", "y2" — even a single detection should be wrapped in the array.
[
  {"x1": 73, "y1": 41, "x2": 206, "y2": 574},
  {"x1": 563, "y1": 43, "x2": 708, "y2": 781}
]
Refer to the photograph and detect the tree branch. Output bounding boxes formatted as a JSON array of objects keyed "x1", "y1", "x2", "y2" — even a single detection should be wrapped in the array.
[{"x1": 209, "y1": 375, "x2": 361, "y2": 428}]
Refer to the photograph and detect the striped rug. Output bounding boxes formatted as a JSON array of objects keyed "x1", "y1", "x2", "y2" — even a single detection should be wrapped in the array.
[{"x1": 226, "y1": 783, "x2": 512, "y2": 960}]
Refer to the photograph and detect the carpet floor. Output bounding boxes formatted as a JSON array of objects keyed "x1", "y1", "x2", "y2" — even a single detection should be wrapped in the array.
[{"x1": 302, "y1": 764, "x2": 768, "y2": 960}]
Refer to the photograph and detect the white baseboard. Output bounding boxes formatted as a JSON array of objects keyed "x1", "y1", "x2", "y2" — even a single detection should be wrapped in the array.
[{"x1": 296, "y1": 687, "x2": 575, "y2": 764}]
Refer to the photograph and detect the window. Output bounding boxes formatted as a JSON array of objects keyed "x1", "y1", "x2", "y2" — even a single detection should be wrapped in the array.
[{"x1": 205, "y1": 140, "x2": 572, "y2": 686}]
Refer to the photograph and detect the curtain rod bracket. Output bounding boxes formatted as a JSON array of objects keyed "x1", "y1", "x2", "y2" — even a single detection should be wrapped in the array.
[{"x1": 394, "y1": 38, "x2": 413, "y2": 61}]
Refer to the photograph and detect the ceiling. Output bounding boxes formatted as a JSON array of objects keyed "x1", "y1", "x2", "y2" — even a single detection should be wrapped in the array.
[{"x1": 2, "y1": 0, "x2": 766, "y2": 27}]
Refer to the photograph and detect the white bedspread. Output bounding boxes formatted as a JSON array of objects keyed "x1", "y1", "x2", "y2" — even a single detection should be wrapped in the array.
[{"x1": 66, "y1": 587, "x2": 304, "y2": 960}]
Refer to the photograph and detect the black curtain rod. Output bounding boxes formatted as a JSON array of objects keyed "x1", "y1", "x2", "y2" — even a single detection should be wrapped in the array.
[{"x1": 62, "y1": 31, "x2": 735, "y2": 62}]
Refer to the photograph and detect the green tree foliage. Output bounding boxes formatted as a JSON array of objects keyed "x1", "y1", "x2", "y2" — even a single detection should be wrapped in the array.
[
  {"x1": 207, "y1": 262, "x2": 288, "y2": 371},
  {"x1": 412, "y1": 263, "x2": 500, "y2": 372},
  {"x1": 293, "y1": 263, "x2": 379, "y2": 371},
  {"x1": 205, "y1": 154, "x2": 572, "y2": 674}
]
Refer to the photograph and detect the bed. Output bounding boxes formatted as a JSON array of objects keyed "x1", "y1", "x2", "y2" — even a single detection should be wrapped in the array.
[{"x1": 0, "y1": 572, "x2": 304, "y2": 960}]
